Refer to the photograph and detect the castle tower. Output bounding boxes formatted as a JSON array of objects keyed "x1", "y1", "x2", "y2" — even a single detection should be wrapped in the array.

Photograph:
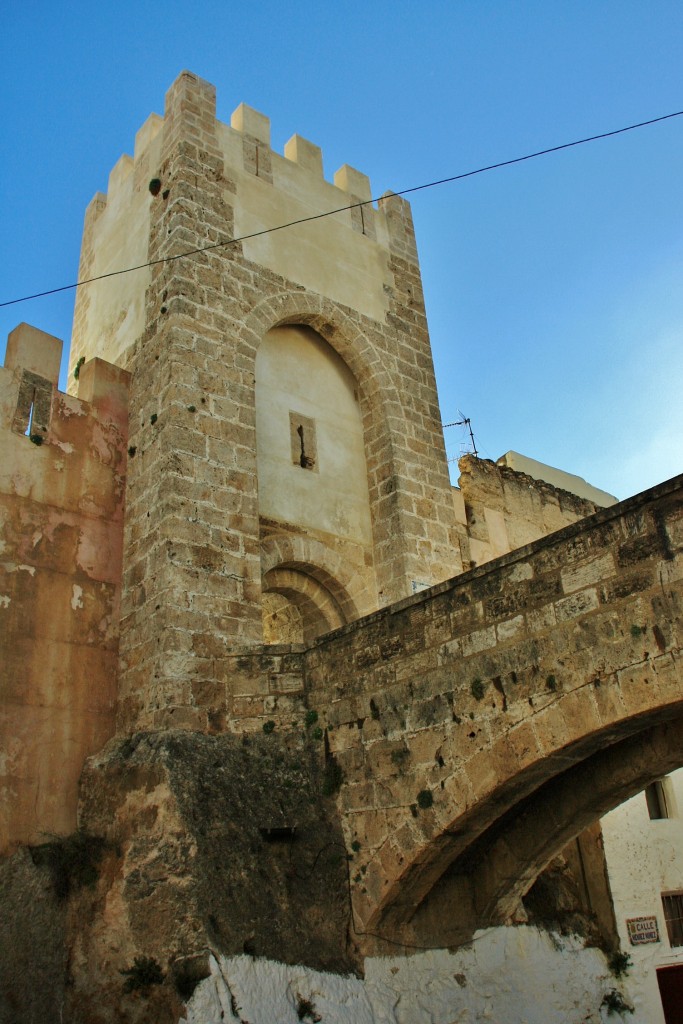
[{"x1": 69, "y1": 71, "x2": 462, "y2": 730}]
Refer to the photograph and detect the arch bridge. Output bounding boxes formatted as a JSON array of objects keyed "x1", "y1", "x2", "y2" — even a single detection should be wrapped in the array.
[{"x1": 301, "y1": 474, "x2": 683, "y2": 949}]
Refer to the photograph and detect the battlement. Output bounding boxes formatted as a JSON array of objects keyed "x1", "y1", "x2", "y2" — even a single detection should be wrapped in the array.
[
  {"x1": 71, "y1": 70, "x2": 419, "y2": 376},
  {"x1": 83, "y1": 69, "x2": 385, "y2": 239},
  {"x1": 4, "y1": 323, "x2": 129, "y2": 437}
]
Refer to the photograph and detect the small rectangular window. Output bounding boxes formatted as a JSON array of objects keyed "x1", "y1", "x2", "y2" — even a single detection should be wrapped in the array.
[
  {"x1": 289, "y1": 411, "x2": 317, "y2": 471},
  {"x1": 662, "y1": 893, "x2": 683, "y2": 947},
  {"x1": 646, "y1": 779, "x2": 672, "y2": 820}
]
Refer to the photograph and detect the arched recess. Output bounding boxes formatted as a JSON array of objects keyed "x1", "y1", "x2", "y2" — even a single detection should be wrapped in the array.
[
  {"x1": 242, "y1": 291, "x2": 394, "y2": 417},
  {"x1": 263, "y1": 567, "x2": 344, "y2": 644},
  {"x1": 254, "y1": 307, "x2": 385, "y2": 641},
  {"x1": 244, "y1": 291, "x2": 414, "y2": 608},
  {"x1": 260, "y1": 534, "x2": 367, "y2": 623},
  {"x1": 260, "y1": 535, "x2": 363, "y2": 644}
]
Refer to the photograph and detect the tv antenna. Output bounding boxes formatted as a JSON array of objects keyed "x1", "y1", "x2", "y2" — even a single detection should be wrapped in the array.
[{"x1": 442, "y1": 413, "x2": 479, "y2": 458}]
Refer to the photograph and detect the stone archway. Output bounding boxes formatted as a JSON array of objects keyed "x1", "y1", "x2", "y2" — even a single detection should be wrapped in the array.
[
  {"x1": 391, "y1": 713, "x2": 683, "y2": 949},
  {"x1": 263, "y1": 567, "x2": 344, "y2": 643},
  {"x1": 260, "y1": 533, "x2": 367, "y2": 643}
]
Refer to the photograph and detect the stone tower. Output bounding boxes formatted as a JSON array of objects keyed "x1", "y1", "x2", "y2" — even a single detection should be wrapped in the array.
[{"x1": 69, "y1": 71, "x2": 462, "y2": 731}]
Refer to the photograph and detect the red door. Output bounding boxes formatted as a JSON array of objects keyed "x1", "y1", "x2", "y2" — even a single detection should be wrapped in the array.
[{"x1": 657, "y1": 965, "x2": 683, "y2": 1024}]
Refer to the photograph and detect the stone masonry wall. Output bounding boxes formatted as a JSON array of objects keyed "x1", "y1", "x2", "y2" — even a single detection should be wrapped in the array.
[
  {"x1": 0, "y1": 325, "x2": 129, "y2": 852},
  {"x1": 298, "y1": 473, "x2": 683, "y2": 945},
  {"x1": 67, "y1": 71, "x2": 461, "y2": 731}
]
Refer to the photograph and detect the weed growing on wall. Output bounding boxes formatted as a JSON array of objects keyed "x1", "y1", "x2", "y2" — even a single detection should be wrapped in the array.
[
  {"x1": 608, "y1": 951, "x2": 632, "y2": 978},
  {"x1": 601, "y1": 988, "x2": 633, "y2": 1015},
  {"x1": 470, "y1": 678, "x2": 485, "y2": 701}
]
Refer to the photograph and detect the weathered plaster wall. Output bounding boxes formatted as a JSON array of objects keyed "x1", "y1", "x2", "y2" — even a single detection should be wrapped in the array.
[
  {"x1": 0, "y1": 324, "x2": 129, "y2": 851},
  {"x1": 600, "y1": 767, "x2": 683, "y2": 1024},
  {"x1": 181, "y1": 930, "x2": 638, "y2": 1024}
]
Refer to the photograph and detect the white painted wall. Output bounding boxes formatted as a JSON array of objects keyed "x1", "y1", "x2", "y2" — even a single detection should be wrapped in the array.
[
  {"x1": 601, "y1": 768, "x2": 683, "y2": 1024},
  {"x1": 180, "y1": 927, "x2": 639, "y2": 1024},
  {"x1": 255, "y1": 325, "x2": 373, "y2": 546}
]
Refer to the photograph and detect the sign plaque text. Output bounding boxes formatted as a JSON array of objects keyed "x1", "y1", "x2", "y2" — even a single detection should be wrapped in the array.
[{"x1": 626, "y1": 916, "x2": 660, "y2": 945}]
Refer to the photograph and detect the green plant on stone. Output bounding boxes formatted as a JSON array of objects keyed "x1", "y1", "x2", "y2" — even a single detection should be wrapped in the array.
[
  {"x1": 546, "y1": 674, "x2": 557, "y2": 691},
  {"x1": 601, "y1": 989, "x2": 633, "y2": 1015},
  {"x1": 417, "y1": 789, "x2": 433, "y2": 810},
  {"x1": 120, "y1": 955, "x2": 165, "y2": 994},
  {"x1": 630, "y1": 624, "x2": 645, "y2": 638},
  {"x1": 262, "y1": 720, "x2": 276, "y2": 735},
  {"x1": 304, "y1": 709, "x2": 318, "y2": 728},
  {"x1": 608, "y1": 951, "x2": 632, "y2": 978},
  {"x1": 470, "y1": 678, "x2": 485, "y2": 701},
  {"x1": 73, "y1": 356, "x2": 85, "y2": 380}
]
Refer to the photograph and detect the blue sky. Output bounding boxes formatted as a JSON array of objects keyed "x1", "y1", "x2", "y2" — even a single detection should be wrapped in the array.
[{"x1": 1, "y1": 1, "x2": 681, "y2": 499}]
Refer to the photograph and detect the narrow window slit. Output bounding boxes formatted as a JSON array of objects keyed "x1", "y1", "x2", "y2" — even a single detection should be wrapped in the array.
[
  {"x1": 24, "y1": 389, "x2": 37, "y2": 437},
  {"x1": 289, "y1": 411, "x2": 317, "y2": 471}
]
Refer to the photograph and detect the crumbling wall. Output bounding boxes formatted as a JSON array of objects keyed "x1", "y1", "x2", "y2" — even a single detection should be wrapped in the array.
[
  {"x1": 454, "y1": 454, "x2": 603, "y2": 568},
  {"x1": 0, "y1": 728, "x2": 352, "y2": 1023},
  {"x1": 0, "y1": 324, "x2": 129, "y2": 851}
]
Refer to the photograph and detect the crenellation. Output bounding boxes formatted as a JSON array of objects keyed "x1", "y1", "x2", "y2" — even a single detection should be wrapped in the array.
[
  {"x1": 106, "y1": 152, "x2": 134, "y2": 200},
  {"x1": 165, "y1": 69, "x2": 217, "y2": 124},
  {"x1": 230, "y1": 101, "x2": 271, "y2": 145},
  {"x1": 284, "y1": 133, "x2": 324, "y2": 176},
  {"x1": 133, "y1": 110, "x2": 164, "y2": 162},
  {"x1": 81, "y1": 192, "x2": 108, "y2": 244},
  {"x1": 5, "y1": 322, "x2": 63, "y2": 384},
  {"x1": 334, "y1": 163, "x2": 372, "y2": 201}
]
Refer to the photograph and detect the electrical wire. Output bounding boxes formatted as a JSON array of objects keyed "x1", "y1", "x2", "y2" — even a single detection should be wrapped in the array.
[{"x1": 1, "y1": 108, "x2": 682, "y2": 310}]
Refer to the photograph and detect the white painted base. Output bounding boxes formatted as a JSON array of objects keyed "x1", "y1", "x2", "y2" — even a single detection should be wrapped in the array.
[{"x1": 180, "y1": 926, "x2": 642, "y2": 1024}]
